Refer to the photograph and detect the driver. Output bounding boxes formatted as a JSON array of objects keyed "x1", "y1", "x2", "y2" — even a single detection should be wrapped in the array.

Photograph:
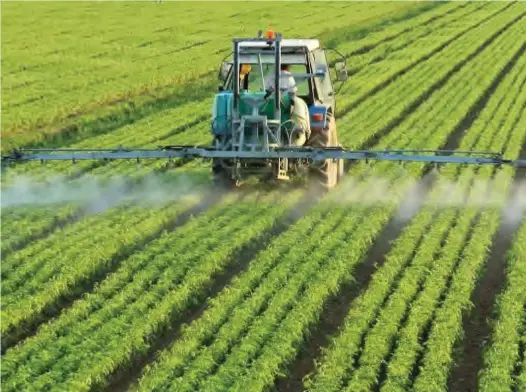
[
  {"x1": 264, "y1": 63, "x2": 297, "y2": 95},
  {"x1": 264, "y1": 64, "x2": 310, "y2": 146}
]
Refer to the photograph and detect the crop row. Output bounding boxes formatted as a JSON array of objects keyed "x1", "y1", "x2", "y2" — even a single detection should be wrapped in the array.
[
  {"x1": 340, "y1": 2, "x2": 486, "y2": 75},
  {"x1": 1, "y1": 189, "x2": 304, "y2": 391},
  {"x1": 1, "y1": 1, "x2": 496, "y2": 161},
  {"x1": 478, "y1": 218, "x2": 526, "y2": 391},
  {"x1": 1, "y1": 97, "x2": 212, "y2": 183},
  {"x1": 337, "y1": 2, "x2": 524, "y2": 146},
  {"x1": 4, "y1": 1, "x2": 486, "y2": 154},
  {"x1": 1, "y1": 204, "x2": 80, "y2": 256},
  {"x1": 306, "y1": 42, "x2": 526, "y2": 392},
  {"x1": 378, "y1": 63, "x2": 526, "y2": 392},
  {"x1": 332, "y1": 1, "x2": 465, "y2": 56},
  {"x1": 410, "y1": 112, "x2": 526, "y2": 391},
  {"x1": 0, "y1": 1, "x2": 442, "y2": 156},
  {"x1": 3, "y1": 2, "x2": 420, "y2": 141},
  {"x1": 381, "y1": 58, "x2": 526, "y2": 392},
  {"x1": 484, "y1": 218, "x2": 526, "y2": 390},
  {"x1": 0, "y1": 188, "x2": 207, "y2": 341},
  {"x1": 127, "y1": 22, "x2": 526, "y2": 389},
  {"x1": 334, "y1": 1, "x2": 513, "y2": 114},
  {"x1": 3, "y1": 3, "x2": 520, "y2": 257},
  {"x1": 2, "y1": 17, "x2": 508, "y2": 385}
]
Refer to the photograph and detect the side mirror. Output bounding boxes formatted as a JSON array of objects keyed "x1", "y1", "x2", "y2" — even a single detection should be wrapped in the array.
[
  {"x1": 335, "y1": 61, "x2": 348, "y2": 81},
  {"x1": 218, "y1": 61, "x2": 231, "y2": 82}
]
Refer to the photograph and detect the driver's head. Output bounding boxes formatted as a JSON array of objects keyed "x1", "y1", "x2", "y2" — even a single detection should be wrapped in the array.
[{"x1": 281, "y1": 63, "x2": 291, "y2": 71}]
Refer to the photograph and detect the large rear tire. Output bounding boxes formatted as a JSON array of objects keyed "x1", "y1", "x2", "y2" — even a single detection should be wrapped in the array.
[{"x1": 307, "y1": 116, "x2": 341, "y2": 191}]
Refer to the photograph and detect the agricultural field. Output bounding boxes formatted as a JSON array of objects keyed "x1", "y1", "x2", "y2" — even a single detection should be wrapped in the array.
[{"x1": 2, "y1": 1, "x2": 526, "y2": 392}]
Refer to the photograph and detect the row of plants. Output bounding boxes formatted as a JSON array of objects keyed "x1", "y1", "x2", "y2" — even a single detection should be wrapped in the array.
[
  {"x1": 3, "y1": 1, "x2": 417, "y2": 144},
  {"x1": 2, "y1": 0, "x2": 505, "y2": 186},
  {"x1": 1, "y1": 190, "x2": 206, "y2": 340},
  {"x1": 478, "y1": 218, "x2": 526, "y2": 392},
  {"x1": 360, "y1": 63, "x2": 526, "y2": 392},
  {"x1": 1, "y1": 1, "x2": 470, "y2": 168},
  {"x1": 335, "y1": 1, "x2": 513, "y2": 115},
  {"x1": 410, "y1": 86, "x2": 526, "y2": 391},
  {"x1": 340, "y1": 2, "x2": 486, "y2": 75},
  {"x1": 303, "y1": 22, "x2": 526, "y2": 391},
  {"x1": 4, "y1": 0, "x2": 488, "y2": 155},
  {"x1": 130, "y1": 23, "x2": 525, "y2": 389},
  {"x1": 380, "y1": 52, "x2": 526, "y2": 392},
  {"x1": 334, "y1": 1, "x2": 466, "y2": 57},
  {"x1": 1, "y1": 98, "x2": 212, "y2": 183},
  {"x1": 1, "y1": 189, "x2": 304, "y2": 391},
  {"x1": 337, "y1": 3, "x2": 525, "y2": 148},
  {"x1": 1, "y1": 204, "x2": 80, "y2": 256},
  {"x1": 2, "y1": 0, "x2": 496, "y2": 180}
]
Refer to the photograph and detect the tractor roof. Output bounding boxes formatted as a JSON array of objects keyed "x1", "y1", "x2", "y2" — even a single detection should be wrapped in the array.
[{"x1": 239, "y1": 39, "x2": 320, "y2": 52}]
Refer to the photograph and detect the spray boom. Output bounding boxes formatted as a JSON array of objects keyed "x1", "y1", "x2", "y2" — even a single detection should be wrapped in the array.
[{"x1": 2, "y1": 146, "x2": 526, "y2": 168}]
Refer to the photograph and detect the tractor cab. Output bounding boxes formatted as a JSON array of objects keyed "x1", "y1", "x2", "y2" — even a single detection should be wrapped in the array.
[
  {"x1": 221, "y1": 40, "x2": 327, "y2": 107},
  {"x1": 217, "y1": 37, "x2": 347, "y2": 117}
]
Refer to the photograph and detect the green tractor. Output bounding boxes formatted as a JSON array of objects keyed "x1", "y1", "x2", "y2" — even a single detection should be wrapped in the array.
[{"x1": 211, "y1": 30, "x2": 349, "y2": 190}]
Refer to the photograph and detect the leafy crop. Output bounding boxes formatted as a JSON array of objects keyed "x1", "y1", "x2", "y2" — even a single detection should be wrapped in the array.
[{"x1": 2, "y1": 2, "x2": 526, "y2": 391}]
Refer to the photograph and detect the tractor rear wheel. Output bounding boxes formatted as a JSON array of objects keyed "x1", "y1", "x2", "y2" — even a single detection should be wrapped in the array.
[{"x1": 307, "y1": 116, "x2": 341, "y2": 191}]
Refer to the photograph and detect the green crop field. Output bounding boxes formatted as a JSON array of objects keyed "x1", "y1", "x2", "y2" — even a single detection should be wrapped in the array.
[{"x1": 2, "y1": 2, "x2": 526, "y2": 391}]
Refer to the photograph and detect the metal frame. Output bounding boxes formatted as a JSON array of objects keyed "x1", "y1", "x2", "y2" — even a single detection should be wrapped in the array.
[
  {"x1": 223, "y1": 34, "x2": 290, "y2": 179},
  {"x1": 3, "y1": 147, "x2": 526, "y2": 168}
]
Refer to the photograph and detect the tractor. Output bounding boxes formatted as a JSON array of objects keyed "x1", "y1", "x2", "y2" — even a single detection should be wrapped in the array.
[
  {"x1": 2, "y1": 31, "x2": 525, "y2": 180},
  {"x1": 211, "y1": 30, "x2": 349, "y2": 190}
]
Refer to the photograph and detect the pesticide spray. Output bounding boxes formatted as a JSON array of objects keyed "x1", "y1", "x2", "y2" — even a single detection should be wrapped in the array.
[
  {"x1": 1, "y1": 169, "x2": 525, "y2": 223},
  {"x1": 332, "y1": 168, "x2": 526, "y2": 224},
  {"x1": 0, "y1": 172, "x2": 209, "y2": 213}
]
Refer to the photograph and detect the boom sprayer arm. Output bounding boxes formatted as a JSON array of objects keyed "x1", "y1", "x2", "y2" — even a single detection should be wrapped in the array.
[{"x1": 2, "y1": 146, "x2": 526, "y2": 169}]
